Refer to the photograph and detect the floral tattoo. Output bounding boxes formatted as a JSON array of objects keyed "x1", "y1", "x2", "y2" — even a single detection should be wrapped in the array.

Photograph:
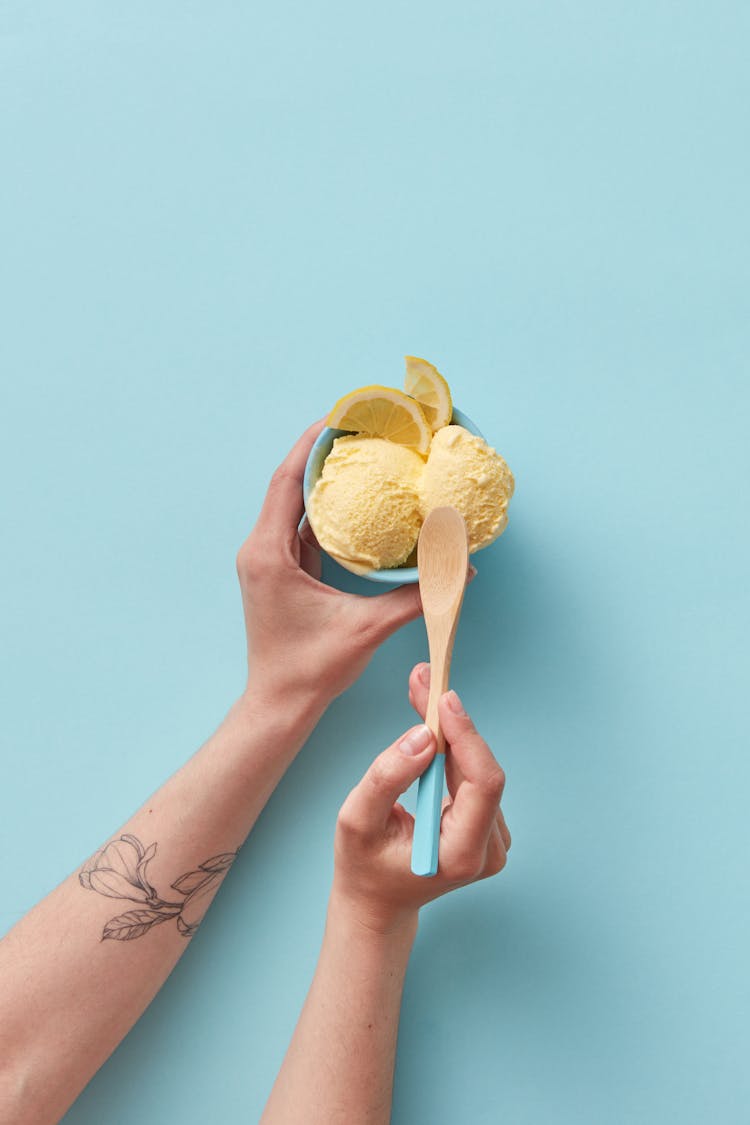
[{"x1": 79, "y1": 834, "x2": 237, "y2": 942}]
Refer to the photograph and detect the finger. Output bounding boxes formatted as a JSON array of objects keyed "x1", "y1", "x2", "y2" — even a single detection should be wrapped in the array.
[
  {"x1": 438, "y1": 692, "x2": 505, "y2": 796},
  {"x1": 407, "y1": 664, "x2": 465, "y2": 799},
  {"x1": 444, "y1": 744, "x2": 467, "y2": 804},
  {"x1": 357, "y1": 582, "x2": 423, "y2": 645},
  {"x1": 254, "y1": 421, "x2": 326, "y2": 544},
  {"x1": 482, "y1": 822, "x2": 508, "y2": 878},
  {"x1": 439, "y1": 780, "x2": 501, "y2": 880},
  {"x1": 437, "y1": 692, "x2": 505, "y2": 869},
  {"x1": 337, "y1": 724, "x2": 435, "y2": 838},
  {"x1": 407, "y1": 663, "x2": 430, "y2": 718}
]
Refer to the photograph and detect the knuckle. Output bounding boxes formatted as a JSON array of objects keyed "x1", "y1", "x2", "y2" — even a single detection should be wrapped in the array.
[
  {"x1": 236, "y1": 540, "x2": 269, "y2": 581},
  {"x1": 235, "y1": 543, "x2": 249, "y2": 576},
  {"x1": 482, "y1": 767, "x2": 506, "y2": 801},
  {"x1": 452, "y1": 709, "x2": 477, "y2": 733},
  {"x1": 365, "y1": 757, "x2": 392, "y2": 795},
  {"x1": 335, "y1": 803, "x2": 360, "y2": 839},
  {"x1": 446, "y1": 848, "x2": 483, "y2": 883},
  {"x1": 487, "y1": 848, "x2": 508, "y2": 877}
]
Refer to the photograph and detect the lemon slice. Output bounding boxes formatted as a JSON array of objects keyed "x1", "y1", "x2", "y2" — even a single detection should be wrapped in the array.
[
  {"x1": 404, "y1": 356, "x2": 453, "y2": 432},
  {"x1": 327, "y1": 385, "x2": 432, "y2": 455}
]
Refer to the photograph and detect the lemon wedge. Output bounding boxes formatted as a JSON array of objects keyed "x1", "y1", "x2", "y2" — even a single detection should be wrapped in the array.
[
  {"x1": 327, "y1": 385, "x2": 432, "y2": 455},
  {"x1": 404, "y1": 356, "x2": 453, "y2": 433}
]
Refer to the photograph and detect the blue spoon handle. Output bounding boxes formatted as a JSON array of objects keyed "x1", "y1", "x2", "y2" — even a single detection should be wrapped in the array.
[{"x1": 411, "y1": 753, "x2": 445, "y2": 876}]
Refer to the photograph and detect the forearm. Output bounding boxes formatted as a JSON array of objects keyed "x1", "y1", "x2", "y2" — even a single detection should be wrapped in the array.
[
  {"x1": 0, "y1": 682, "x2": 324, "y2": 1125},
  {"x1": 261, "y1": 892, "x2": 417, "y2": 1125}
]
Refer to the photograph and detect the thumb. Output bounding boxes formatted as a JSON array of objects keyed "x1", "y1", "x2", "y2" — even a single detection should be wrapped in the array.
[
  {"x1": 338, "y1": 724, "x2": 435, "y2": 837},
  {"x1": 361, "y1": 583, "x2": 423, "y2": 644}
]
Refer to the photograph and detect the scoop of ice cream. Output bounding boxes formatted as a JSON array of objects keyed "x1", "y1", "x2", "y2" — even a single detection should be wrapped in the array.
[
  {"x1": 420, "y1": 425, "x2": 514, "y2": 551},
  {"x1": 307, "y1": 435, "x2": 425, "y2": 573}
]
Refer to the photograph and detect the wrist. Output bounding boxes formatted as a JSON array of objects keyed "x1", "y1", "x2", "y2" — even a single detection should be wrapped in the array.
[
  {"x1": 328, "y1": 884, "x2": 419, "y2": 952},
  {"x1": 239, "y1": 675, "x2": 328, "y2": 743}
]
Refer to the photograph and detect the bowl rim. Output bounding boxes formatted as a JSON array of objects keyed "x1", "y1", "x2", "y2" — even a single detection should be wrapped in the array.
[{"x1": 302, "y1": 406, "x2": 484, "y2": 585}]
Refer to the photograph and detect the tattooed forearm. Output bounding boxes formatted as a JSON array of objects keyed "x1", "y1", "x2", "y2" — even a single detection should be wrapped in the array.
[{"x1": 79, "y1": 834, "x2": 238, "y2": 942}]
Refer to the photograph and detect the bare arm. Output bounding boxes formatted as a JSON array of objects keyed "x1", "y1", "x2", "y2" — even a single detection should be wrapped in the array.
[
  {"x1": 0, "y1": 422, "x2": 422, "y2": 1125},
  {"x1": 265, "y1": 897, "x2": 417, "y2": 1123},
  {"x1": 0, "y1": 690, "x2": 320, "y2": 1124},
  {"x1": 262, "y1": 667, "x2": 511, "y2": 1124}
]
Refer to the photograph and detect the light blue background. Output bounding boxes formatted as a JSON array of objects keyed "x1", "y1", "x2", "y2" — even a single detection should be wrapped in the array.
[{"x1": 1, "y1": 3, "x2": 748, "y2": 1123}]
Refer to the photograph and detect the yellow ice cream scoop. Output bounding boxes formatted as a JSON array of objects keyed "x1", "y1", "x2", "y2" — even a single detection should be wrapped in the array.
[
  {"x1": 307, "y1": 435, "x2": 425, "y2": 574},
  {"x1": 420, "y1": 425, "x2": 514, "y2": 552},
  {"x1": 302, "y1": 385, "x2": 514, "y2": 580}
]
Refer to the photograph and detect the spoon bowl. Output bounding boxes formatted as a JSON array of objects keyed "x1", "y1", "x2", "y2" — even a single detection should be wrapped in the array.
[{"x1": 418, "y1": 506, "x2": 471, "y2": 618}]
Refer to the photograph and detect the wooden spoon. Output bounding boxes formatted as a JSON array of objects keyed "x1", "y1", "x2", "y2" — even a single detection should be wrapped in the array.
[{"x1": 411, "y1": 506, "x2": 470, "y2": 877}]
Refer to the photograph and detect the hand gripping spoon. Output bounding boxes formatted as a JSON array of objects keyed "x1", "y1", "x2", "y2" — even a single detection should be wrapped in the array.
[{"x1": 411, "y1": 507, "x2": 469, "y2": 877}]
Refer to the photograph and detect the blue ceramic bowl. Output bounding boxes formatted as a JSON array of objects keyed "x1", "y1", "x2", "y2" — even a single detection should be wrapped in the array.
[{"x1": 303, "y1": 407, "x2": 484, "y2": 585}]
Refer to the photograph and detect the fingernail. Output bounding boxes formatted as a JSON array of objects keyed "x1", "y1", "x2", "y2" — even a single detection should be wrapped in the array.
[
  {"x1": 399, "y1": 724, "x2": 432, "y2": 756},
  {"x1": 468, "y1": 564, "x2": 478, "y2": 582},
  {"x1": 418, "y1": 664, "x2": 430, "y2": 686},
  {"x1": 445, "y1": 690, "x2": 465, "y2": 715}
]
